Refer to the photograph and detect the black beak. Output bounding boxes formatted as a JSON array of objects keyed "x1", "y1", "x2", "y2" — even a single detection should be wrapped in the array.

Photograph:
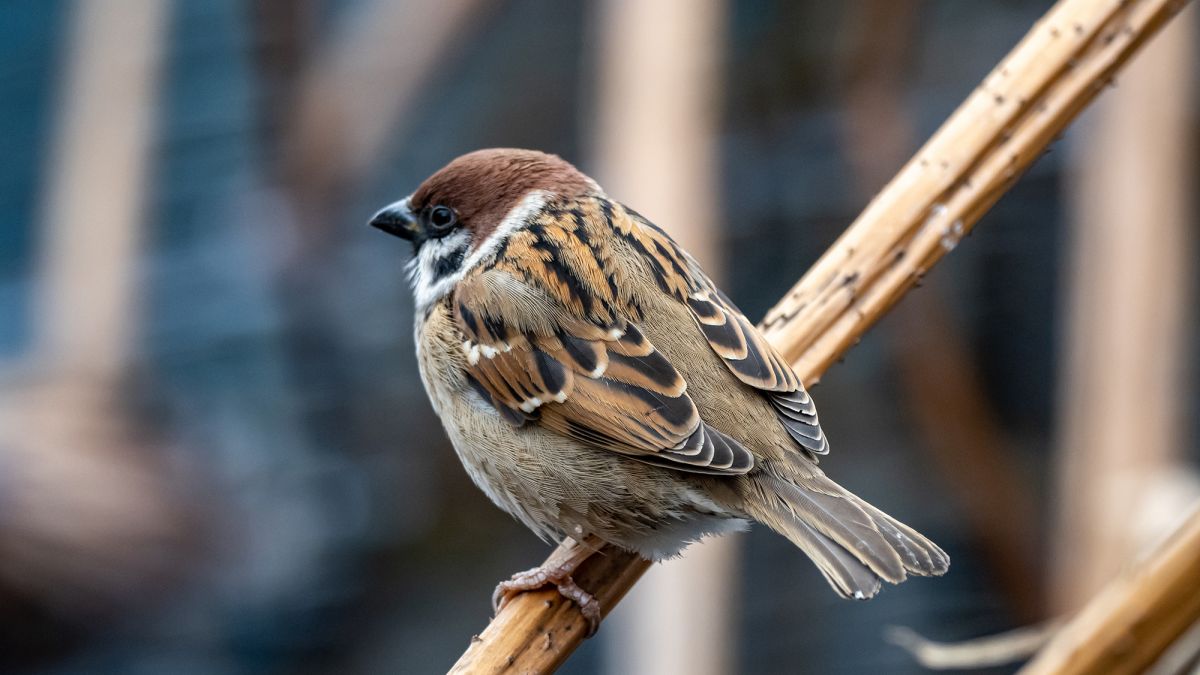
[{"x1": 369, "y1": 199, "x2": 419, "y2": 241}]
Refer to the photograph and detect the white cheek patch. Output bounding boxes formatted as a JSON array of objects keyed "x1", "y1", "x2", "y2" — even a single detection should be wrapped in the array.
[
  {"x1": 410, "y1": 229, "x2": 471, "y2": 311},
  {"x1": 408, "y1": 190, "x2": 551, "y2": 314}
]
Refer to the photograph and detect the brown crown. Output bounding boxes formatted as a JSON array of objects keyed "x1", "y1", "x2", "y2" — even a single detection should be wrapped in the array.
[{"x1": 410, "y1": 149, "x2": 596, "y2": 244}]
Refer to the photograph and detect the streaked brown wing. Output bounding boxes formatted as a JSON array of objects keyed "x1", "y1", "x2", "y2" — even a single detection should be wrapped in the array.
[
  {"x1": 617, "y1": 209, "x2": 829, "y2": 456},
  {"x1": 453, "y1": 268, "x2": 753, "y2": 475}
]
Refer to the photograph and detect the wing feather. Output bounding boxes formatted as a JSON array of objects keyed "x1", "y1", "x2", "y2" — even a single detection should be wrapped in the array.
[
  {"x1": 617, "y1": 209, "x2": 828, "y2": 455},
  {"x1": 453, "y1": 262, "x2": 753, "y2": 475},
  {"x1": 451, "y1": 195, "x2": 828, "y2": 473}
]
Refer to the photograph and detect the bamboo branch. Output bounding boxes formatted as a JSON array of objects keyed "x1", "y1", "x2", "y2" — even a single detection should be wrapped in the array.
[
  {"x1": 1020, "y1": 507, "x2": 1200, "y2": 675},
  {"x1": 450, "y1": 0, "x2": 1192, "y2": 671}
]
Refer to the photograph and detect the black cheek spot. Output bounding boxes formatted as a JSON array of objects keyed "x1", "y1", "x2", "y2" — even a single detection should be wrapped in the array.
[{"x1": 432, "y1": 246, "x2": 467, "y2": 282}]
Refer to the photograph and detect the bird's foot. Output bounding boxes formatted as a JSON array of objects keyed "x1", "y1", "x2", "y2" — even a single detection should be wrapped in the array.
[{"x1": 491, "y1": 539, "x2": 602, "y2": 636}]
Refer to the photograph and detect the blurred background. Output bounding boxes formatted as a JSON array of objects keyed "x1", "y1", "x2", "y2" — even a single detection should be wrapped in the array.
[{"x1": 0, "y1": 1, "x2": 1197, "y2": 673}]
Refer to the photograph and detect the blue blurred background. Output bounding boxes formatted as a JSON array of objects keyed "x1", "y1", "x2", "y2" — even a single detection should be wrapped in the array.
[{"x1": 0, "y1": 1, "x2": 1197, "y2": 673}]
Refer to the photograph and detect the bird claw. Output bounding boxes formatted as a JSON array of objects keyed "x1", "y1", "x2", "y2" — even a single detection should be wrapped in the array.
[
  {"x1": 492, "y1": 565, "x2": 553, "y2": 614},
  {"x1": 491, "y1": 557, "x2": 602, "y2": 636},
  {"x1": 553, "y1": 576, "x2": 601, "y2": 636}
]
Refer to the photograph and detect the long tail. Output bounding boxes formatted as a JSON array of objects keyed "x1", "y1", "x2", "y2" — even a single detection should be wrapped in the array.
[{"x1": 740, "y1": 471, "x2": 949, "y2": 599}]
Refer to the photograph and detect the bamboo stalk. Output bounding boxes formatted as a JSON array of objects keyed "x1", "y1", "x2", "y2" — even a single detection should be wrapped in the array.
[
  {"x1": 1021, "y1": 507, "x2": 1200, "y2": 675},
  {"x1": 450, "y1": 0, "x2": 1192, "y2": 672}
]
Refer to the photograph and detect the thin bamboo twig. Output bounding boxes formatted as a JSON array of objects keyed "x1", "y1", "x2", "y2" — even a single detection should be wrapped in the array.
[
  {"x1": 886, "y1": 621, "x2": 1062, "y2": 670},
  {"x1": 1020, "y1": 507, "x2": 1200, "y2": 675},
  {"x1": 450, "y1": 0, "x2": 1192, "y2": 672}
]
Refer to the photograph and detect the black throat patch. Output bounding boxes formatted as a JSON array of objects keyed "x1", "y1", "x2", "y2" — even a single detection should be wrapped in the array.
[{"x1": 432, "y1": 244, "x2": 467, "y2": 282}]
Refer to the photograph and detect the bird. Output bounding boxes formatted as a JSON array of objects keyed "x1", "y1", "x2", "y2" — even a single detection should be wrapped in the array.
[{"x1": 370, "y1": 148, "x2": 948, "y2": 634}]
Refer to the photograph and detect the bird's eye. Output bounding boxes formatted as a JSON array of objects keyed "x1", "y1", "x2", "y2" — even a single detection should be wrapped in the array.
[{"x1": 428, "y1": 205, "x2": 457, "y2": 232}]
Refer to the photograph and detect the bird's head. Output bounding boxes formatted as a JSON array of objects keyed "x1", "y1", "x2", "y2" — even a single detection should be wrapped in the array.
[{"x1": 370, "y1": 148, "x2": 597, "y2": 311}]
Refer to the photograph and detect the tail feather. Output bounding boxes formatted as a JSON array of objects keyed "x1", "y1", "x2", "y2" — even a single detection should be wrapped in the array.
[
  {"x1": 743, "y1": 472, "x2": 949, "y2": 599},
  {"x1": 787, "y1": 519, "x2": 882, "y2": 599},
  {"x1": 757, "y1": 474, "x2": 908, "y2": 584},
  {"x1": 864, "y1": 502, "x2": 951, "y2": 575}
]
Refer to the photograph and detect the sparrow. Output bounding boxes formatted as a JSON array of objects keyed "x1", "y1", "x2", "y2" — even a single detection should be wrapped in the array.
[{"x1": 371, "y1": 148, "x2": 948, "y2": 633}]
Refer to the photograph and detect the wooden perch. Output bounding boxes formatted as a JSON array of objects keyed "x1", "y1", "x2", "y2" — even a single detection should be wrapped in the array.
[
  {"x1": 1020, "y1": 507, "x2": 1200, "y2": 675},
  {"x1": 450, "y1": 0, "x2": 1192, "y2": 672}
]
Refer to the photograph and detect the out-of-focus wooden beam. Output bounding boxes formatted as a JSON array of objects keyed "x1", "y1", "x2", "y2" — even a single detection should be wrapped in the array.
[
  {"x1": 247, "y1": 0, "x2": 316, "y2": 152},
  {"x1": 1051, "y1": 1, "x2": 1196, "y2": 612},
  {"x1": 589, "y1": 2, "x2": 730, "y2": 674},
  {"x1": 590, "y1": 0, "x2": 725, "y2": 272},
  {"x1": 0, "y1": 0, "x2": 189, "y2": 618},
  {"x1": 285, "y1": 0, "x2": 488, "y2": 232},
  {"x1": 32, "y1": 0, "x2": 169, "y2": 379}
]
